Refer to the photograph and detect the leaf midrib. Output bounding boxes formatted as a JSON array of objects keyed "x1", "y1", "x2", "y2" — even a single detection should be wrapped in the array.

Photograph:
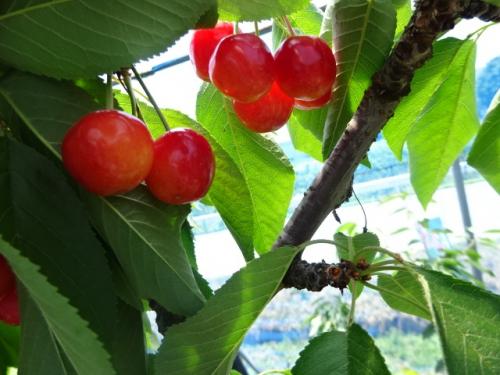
[{"x1": 0, "y1": 0, "x2": 73, "y2": 22}]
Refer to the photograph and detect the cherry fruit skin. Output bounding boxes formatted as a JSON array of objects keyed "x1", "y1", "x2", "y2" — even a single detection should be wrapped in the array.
[
  {"x1": 209, "y1": 33, "x2": 275, "y2": 102},
  {"x1": 0, "y1": 256, "x2": 15, "y2": 301},
  {"x1": 294, "y1": 90, "x2": 332, "y2": 110},
  {"x1": 0, "y1": 287, "x2": 20, "y2": 326},
  {"x1": 62, "y1": 110, "x2": 154, "y2": 196},
  {"x1": 233, "y1": 83, "x2": 294, "y2": 133},
  {"x1": 146, "y1": 129, "x2": 215, "y2": 205},
  {"x1": 189, "y1": 22, "x2": 234, "y2": 81},
  {"x1": 275, "y1": 36, "x2": 336, "y2": 101}
]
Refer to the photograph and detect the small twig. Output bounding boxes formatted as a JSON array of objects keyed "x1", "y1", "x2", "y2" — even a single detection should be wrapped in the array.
[
  {"x1": 130, "y1": 65, "x2": 170, "y2": 132},
  {"x1": 105, "y1": 73, "x2": 113, "y2": 110}
]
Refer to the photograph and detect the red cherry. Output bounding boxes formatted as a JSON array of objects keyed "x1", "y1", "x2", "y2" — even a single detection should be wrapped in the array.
[
  {"x1": 0, "y1": 287, "x2": 20, "y2": 326},
  {"x1": 146, "y1": 129, "x2": 215, "y2": 205},
  {"x1": 233, "y1": 82, "x2": 294, "y2": 133},
  {"x1": 62, "y1": 110, "x2": 154, "y2": 196},
  {"x1": 275, "y1": 36, "x2": 336, "y2": 101},
  {"x1": 294, "y1": 90, "x2": 332, "y2": 110},
  {"x1": 189, "y1": 22, "x2": 234, "y2": 81},
  {"x1": 209, "y1": 33, "x2": 275, "y2": 102},
  {"x1": 0, "y1": 255, "x2": 15, "y2": 301}
]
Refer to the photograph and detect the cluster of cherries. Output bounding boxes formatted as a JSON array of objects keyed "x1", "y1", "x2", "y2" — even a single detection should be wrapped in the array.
[
  {"x1": 62, "y1": 111, "x2": 215, "y2": 203},
  {"x1": 0, "y1": 256, "x2": 19, "y2": 326},
  {"x1": 190, "y1": 22, "x2": 337, "y2": 132}
]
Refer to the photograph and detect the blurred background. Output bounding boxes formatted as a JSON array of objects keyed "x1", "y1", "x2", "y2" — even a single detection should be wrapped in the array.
[{"x1": 130, "y1": 2, "x2": 500, "y2": 374}]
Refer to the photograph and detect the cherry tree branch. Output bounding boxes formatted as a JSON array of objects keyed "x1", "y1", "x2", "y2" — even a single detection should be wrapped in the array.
[{"x1": 278, "y1": 0, "x2": 500, "y2": 291}]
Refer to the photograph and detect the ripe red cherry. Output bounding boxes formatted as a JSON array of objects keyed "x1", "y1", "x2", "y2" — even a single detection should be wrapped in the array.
[
  {"x1": 146, "y1": 129, "x2": 215, "y2": 205},
  {"x1": 62, "y1": 110, "x2": 154, "y2": 196},
  {"x1": 209, "y1": 33, "x2": 275, "y2": 102},
  {"x1": 275, "y1": 36, "x2": 336, "y2": 101},
  {"x1": 294, "y1": 90, "x2": 332, "y2": 110},
  {"x1": 189, "y1": 22, "x2": 234, "y2": 81},
  {"x1": 0, "y1": 287, "x2": 20, "y2": 326},
  {"x1": 233, "y1": 82, "x2": 294, "y2": 133},
  {"x1": 0, "y1": 256, "x2": 15, "y2": 301}
]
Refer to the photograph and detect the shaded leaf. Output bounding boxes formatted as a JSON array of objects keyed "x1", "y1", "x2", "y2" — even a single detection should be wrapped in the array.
[
  {"x1": 417, "y1": 269, "x2": 500, "y2": 374},
  {"x1": 378, "y1": 270, "x2": 431, "y2": 320},
  {"x1": 0, "y1": 71, "x2": 205, "y2": 317},
  {"x1": 467, "y1": 90, "x2": 500, "y2": 193},
  {"x1": 0, "y1": 322, "x2": 19, "y2": 370},
  {"x1": 218, "y1": 0, "x2": 309, "y2": 21},
  {"x1": 154, "y1": 246, "x2": 302, "y2": 375},
  {"x1": 322, "y1": 0, "x2": 396, "y2": 159},
  {"x1": 0, "y1": 0, "x2": 213, "y2": 79},
  {"x1": 0, "y1": 237, "x2": 114, "y2": 375},
  {"x1": 292, "y1": 324, "x2": 390, "y2": 374},
  {"x1": 196, "y1": 84, "x2": 294, "y2": 254}
]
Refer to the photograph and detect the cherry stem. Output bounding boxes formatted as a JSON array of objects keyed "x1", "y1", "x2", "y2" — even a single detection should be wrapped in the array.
[
  {"x1": 122, "y1": 68, "x2": 138, "y2": 117},
  {"x1": 234, "y1": 21, "x2": 239, "y2": 34},
  {"x1": 347, "y1": 281, "x2": 357, "y2": 327},
  {"x1": 254, "y1": 21, "x2": 260, "y2": 36},
  {"x1": 300, "y1": 238, "x2": 349, "y2": 252},
  {"x1": 130, "y1": 65, "x2": 170, "y2": 132},
  {"x1": 282, "y1": 16, "x2": 295, "y2": 36},
  {"x1": 105, "y1": 73, "x2": 114, "y2": 110}
]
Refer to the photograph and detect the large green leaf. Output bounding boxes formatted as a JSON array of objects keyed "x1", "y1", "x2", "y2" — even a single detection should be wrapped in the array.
[
  {"x1": 115, "y1": 93, "x2": 255, "y2": 261},
  {"x1": 196, "y1": 84, "x2": 295, "y2": 254},
  {"x1": 334, "y1": 232, "x2": 379, "y2": 297},
  {"x1": 0, "y1": 0, "x2": 212, "y2": 79},
  {"x1": 384, "y1": 38, "x2": 466, "y2": 158},
  {"x1": 378, "y1": 270, "x2": 431, "y2": 320},
  {"x1": 0, "y1": 237, "x2": 114, "y2": 375},
  {"x1": 322, "y1": 0, "x2": 396, "y2": 159},
  {"x1": 406, "y1": 39, "x2": 478, "y2": 207},
  {"x1": 292, "y1": 324, "x2": 390, "y2": 374},
  {"x1": 218, "y1": 0, "x2": 309, "y2": 21},
  {"x1": 417, "y1": 269, "x2": 500, "y2": 374},
  {"x1": 153, "y1": 246, "x2": 302, "y2": 375},
  {"x1": 0, "y1": 71, "x2": 205, "y2": 317},
  {"x1": 467, "y1": 91, "x2": 500, "y2": 193}
]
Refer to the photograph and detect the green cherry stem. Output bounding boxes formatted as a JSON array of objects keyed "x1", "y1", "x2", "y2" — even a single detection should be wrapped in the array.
[
  {"x1": 122, "y1": 68, "x2": 138, "y2": 117},
  {"x1": 282, "y1": 16, "x2": 295, "y2": 36},
  {"x1": 254, "y1": 21, "x2": 260, "y2": 36},
  {"x1": 130, "y1": 65, "x2": 170, "y2": 132},
  {"x1": 105, "y1": 73, "x2": 114, "y2": 110},
  {"x1": 300, "y1": 239, "x2": 349, "y2": 252},
  {"x1": 347, "y1": 282, "x2": 357, "y2": 327}
]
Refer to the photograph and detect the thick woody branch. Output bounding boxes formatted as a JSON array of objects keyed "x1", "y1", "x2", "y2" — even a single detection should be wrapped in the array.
[{"x1": 278, "y1": 0, "x2": 500, "y2": 291}]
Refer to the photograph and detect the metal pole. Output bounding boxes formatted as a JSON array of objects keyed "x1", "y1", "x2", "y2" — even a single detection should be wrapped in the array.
[{"x1": 452, "y1": 160, "x2": 482, "y2": 282}]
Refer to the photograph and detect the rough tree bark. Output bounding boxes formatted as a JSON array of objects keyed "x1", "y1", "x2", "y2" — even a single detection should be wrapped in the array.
[{"x1": 277, "y1": 0, "x2": 500, "y2": 291}]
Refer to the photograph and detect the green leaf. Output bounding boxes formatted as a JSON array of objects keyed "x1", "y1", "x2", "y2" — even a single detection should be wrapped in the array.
[
  {"x1": 271, "y1": 4, "x2": 323, "y2": 50},
  {"x1": 153, "y1": 246, "x2": 302, "y2": 375},
  {"x1": 417, "y1": 269, "x2": 500, "y2": 374},
  {"x1": 0, "y1": 71, "x2": 205, "y2": 317},
  {"x1": 322, "y1": 0, "x2": 396, "y2": 159},
  {"x1": 196, "y1": 84, "x2": 295, "y2": 254},
  {"x1": 377, "y1": 270, "x2": 431, "y2": 320},
  {"x1": 406, "y1": 39, "x2": 479, "y2": 207},
  {"x1": 288, "y1": 113, "x2": 323, "y2": 161},
  {"x1": 467, "y1": 90, "x2": 500, "y2": 193},
  {"x1": 0, "y1": 237, "x2": 115, "y2": 375},
  {"x1": 0, "y1": 0, "x2": 213, "y2": 79},
  {"x1": 292, "y1": 324, "x2": 390, "y2": 374},
  {"x1": 333, "y1": 232, "x2": 380, "y2": 297},
  {"x1": 393, "y1": 0, "x2": 412, "y2": 41},
  {"x1": 218, "y1": 0, "x2": 309, "y2": 21},
  {"x1": 0, "y1": 322, "x2": 19, "y2": 370},
  {"x1": 116, "y1": 92, "x2": 255, "y2": 261},
  {"x1": 484, "y1": 0, "x2": 500, "y2": 6}
]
